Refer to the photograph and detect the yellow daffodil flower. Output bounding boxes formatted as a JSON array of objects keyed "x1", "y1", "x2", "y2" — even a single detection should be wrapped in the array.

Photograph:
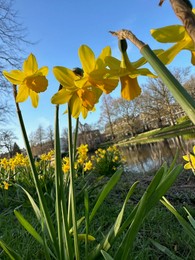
[
  {"x1": 151, "y1": 10, "x2": 195, "y2": 65},
  {"x1": 51, "y1": 66, "x2": 101, "y2": 118},
  {"x1": 105, "y1": 40, "x2": 157, "y2": 101},
  {"x1": 3, "y1": 181, "x2": 10, "y2": 190},
  {"x1": 76, "y1": 45, "x2": 119, "y2": 94},
  {"x1": 183, "y1": 146, "x2": 195, "y2": 172},
  {"x1": 3, "y1": 53, "x2": 49, "y2": 108}
]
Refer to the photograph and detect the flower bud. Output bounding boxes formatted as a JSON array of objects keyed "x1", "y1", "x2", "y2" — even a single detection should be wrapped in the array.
[{"x1": 118, "y1": 39, "x2": 128, "y2": 52}]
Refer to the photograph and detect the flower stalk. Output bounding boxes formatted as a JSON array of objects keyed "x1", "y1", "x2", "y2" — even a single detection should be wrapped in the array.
[
  {"x1": 110, "y1": 29, "x2": 195, "y2": 124},
  {"x1": 12, "y1": 85, "x2": 59, "y2": 257},
  {"x1": 67, "y1": 105, "x2": 80, "y2": 260}
]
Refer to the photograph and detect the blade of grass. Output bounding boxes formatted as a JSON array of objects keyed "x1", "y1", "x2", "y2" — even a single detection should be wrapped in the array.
[
  {"x1": 14, "y1": 210, "x2": 44, "y2": 245},
  {"x1": 0, "y1": 240, "x2": 22, "y2": 260},
  {"x1": 150, "y1": 239, "x2": 183, "y2": 260}
]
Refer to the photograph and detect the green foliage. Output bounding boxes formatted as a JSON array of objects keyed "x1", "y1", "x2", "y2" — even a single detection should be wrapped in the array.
[{"x1": 91, "y1": 146, "x2": 125, "y2": 176}]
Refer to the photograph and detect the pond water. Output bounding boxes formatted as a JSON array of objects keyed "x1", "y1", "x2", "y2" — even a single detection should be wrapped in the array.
[{"x1": 121, "y1": 137, "x2": 195, "y2": 174}]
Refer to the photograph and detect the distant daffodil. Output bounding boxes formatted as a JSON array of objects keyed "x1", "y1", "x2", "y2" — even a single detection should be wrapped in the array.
[
  {"x1": 3, "y1": 53, "x2": 49, "y2": 108},
  {"x1": 183, "y1": 146, "x2": 195, "y2": 173}
]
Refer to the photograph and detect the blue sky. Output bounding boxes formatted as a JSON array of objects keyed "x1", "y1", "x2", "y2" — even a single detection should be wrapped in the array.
[{"x1": 9, "y1": 0, "x2": 194, "y2": 148}]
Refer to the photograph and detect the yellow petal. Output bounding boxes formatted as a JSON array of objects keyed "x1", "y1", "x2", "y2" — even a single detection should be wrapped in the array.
[
  {"x1": 3, "y1": 70, "x2": 25, "y2": 85},
  {"x1": 105, "y1": 56, "x2": 120, "y2": 70},
  {"x1": 98, "y1": 46, "x2": 111, "y2": 60},
  {"x1": 79, "y1": 45, "x2": 95, "y2": 73},
  {"x1": 96, "y1": 46, "x2": 111, "y2": 69},
  {"x1": 132, "y1": 49, "x2": 164, "y2": 68},
  {"x1": 23, "y1": 53, "x2": 38, "y2": 75},
  {"x1": 121, "y1": 76, "x2": 141, "y2": 100},
  {"x1": 81, "y1": 106, "x2": 89, "y2": 119},
  {"x1": 29, "y1": 90, "x2": 39, "y2": 108},
  {"x1": 157, "y1": 41, "x2": 187, "y2": 65},
  {"x1": 151, "y1": 25, "x2": 186, "y2": 43},
  {"x1": 69, "y1": 94, "x2": 82, "y2": 118},
  {"x1": 37, "y1": 66, "x2": 49, "y2": 76},
  {"x1": 51, "y1": 88, "x2": 72, "y2": 104},
  {"x1": 16, "y1": 84, "x2": 29, "y2": 102},
  {"x1": 183, "y1": 155, "x2": 190, "y2": 162},
  {"x1": 184, "y1": 162, "x2": 192, "y2": 170},
  {"x1": 53, "y1": 66, "x2": 76, "y2": 88}
]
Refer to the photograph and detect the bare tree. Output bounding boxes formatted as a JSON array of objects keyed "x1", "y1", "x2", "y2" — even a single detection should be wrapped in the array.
[
  {"x1": 0, "y1": 129, "x2": 17, "y2": 157},
  {"x1": 0, "y1": 0, "x2": 29, "y2": 123},
  {"x1": 35, "y1": 125, "x2": 46, "y2": 153},
  {"x1": 112, "y1": 97, "x2": 141, "y2": 137},
  {"x1": 98, "y1": 94, "x2": 116, "y2": 139},
  {"x1": 46, "y1": 125, "x2": 54, "y2": 149},
  {"x1": 140, "y1": 67, "x2": 191, "y2": 127}
]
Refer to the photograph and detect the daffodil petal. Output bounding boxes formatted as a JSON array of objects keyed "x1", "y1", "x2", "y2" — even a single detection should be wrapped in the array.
[
  {"x1": 37, "y1": 66, "x2": 49, "y2": 76},
  {"x1": 75, "y1": 77, "x2": 89, "y2": 89},
  {"x1": 53, "y1": 66, "x2": 76, "y2": 88},
  {"x1": 69, "y1": 94, "x2": 82, "y2": 118},
  {"x1": 81, "y1": 106, "x2": 89, "y2": 119},
  {"x1": 99, "y1": 46, "x2": 111, "y2": 60},
  {"x1": 79, "y1": 45, "x2": 95, "y2": 73},
  {"x1": 51, "y1": 88, "x2": 72, "y2": 104},
  {"x1": 3, "y1": 70, "x2": 25, "y2": 85},
  {"x1": 29, "y1": 90, "x2": 39, "y2": 108},
  {"x1": 157, "y1": 41, "x2": 187, "y2": 65},
  {"x1": 184, "y1": 162, "x2": 192, "y2": 169},
  {"x1": 129, "y1": 68, "x2": 157, "y2": 78},
  {"x1": 151, "y1": 25, "x2": 186, "y2": 43},
  {"x1": 16, "y1": 84, "x2": 29, "y2": 102},
  {"x1": 132, "y1": 49, "x2": 164, "y2": 68},
  {"x1": 23, "y1": 53, "x2": 38, "y2": 75},
  {"x1": 105, "y1": 56, "x2": 120, "y2": 70},
  {"x1": 183, "y1": 155, "x2": 190, "y2": 161},
  {"x1": 121, "y1": 76, "x2": 141, "y2": 101},
  {"x1": 96, "y1": 46, "x2": 111, "y2": 69}
]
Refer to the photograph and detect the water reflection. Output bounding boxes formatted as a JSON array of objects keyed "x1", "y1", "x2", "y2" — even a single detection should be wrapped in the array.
[{"x1": 121, "y1": 137, "x2": 195, "y2": 174}]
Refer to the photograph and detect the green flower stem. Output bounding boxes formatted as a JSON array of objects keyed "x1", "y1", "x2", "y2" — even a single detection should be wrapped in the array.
[
  {"x1": 73, "y1": 118, "x2": 79, "y2": 160},
  {"x1": 110, "y1": 29, "x2": 195, "y2": 124},
  {"x1": 67, "y1": 106, "x2": 80, "y2": 260},
  {"x1": 54, "y1": 104, "x2": 73, "y2": 259},
  {"x1": 13, "y1": 85, "x2": 59, "y2": 257},
  {"x1": 140, "y1": 45, "x2": 195, "y2": 124}
]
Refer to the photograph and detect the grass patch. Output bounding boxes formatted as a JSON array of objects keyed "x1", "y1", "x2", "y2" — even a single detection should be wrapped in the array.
[{"x1": 1, "y1": 170, "x2": 195, "y2": 259}]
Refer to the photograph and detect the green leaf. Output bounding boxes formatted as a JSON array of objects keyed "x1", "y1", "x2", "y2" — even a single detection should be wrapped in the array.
[
  {"x1": 184, "y1": 207, "x2": 195, "y2": 229},
  {"x1": 89, "y1": 168, "x2": 123, "y2": 222},
  {"x1": 16, "y1": 184, "x2": 41, "y2": 222},
  {"x1": 101, "y1": 250, "x2": 114, "y2": 260},
  {"x1": 140, "y1": 45, "x2": 195, "y2": 124},
  {"x1": 150, "y1": 239, "x2": 183, "y2": 260},
  {"x1": 0, "y1": 240, "x2": 22, "y2": 260},
  {"x1": 161, "y1": 197, "x2": 195, "y2": 241},
  {"x1": 14, "y1": 210, "x2": 44, "y2": 245},
  {"x1": 89, "y1": 181, "x2": 139, "y2": 260},
  {"x1": 69, "y1": 216, "x2": 85, "y2": 234}
]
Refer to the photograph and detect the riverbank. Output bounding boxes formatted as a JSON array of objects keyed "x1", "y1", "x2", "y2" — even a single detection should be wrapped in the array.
[{"x1": 117, "y1": 119, "x2": 195, "y2": 146}]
